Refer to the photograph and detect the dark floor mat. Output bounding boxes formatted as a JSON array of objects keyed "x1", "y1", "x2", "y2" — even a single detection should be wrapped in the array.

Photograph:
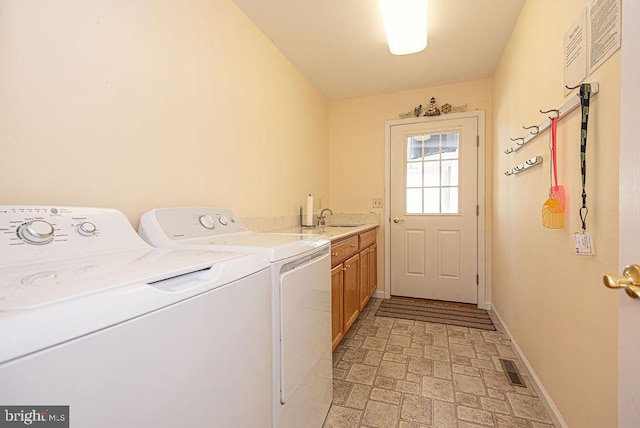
[{"x1": 375, "y1": 298, "x2": 496, "y2": 331}]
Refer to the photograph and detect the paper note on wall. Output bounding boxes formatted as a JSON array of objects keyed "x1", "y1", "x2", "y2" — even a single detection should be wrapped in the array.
[
  {"x1": 588, "y1": 0, "x2": 621, "y2": 74},
  {"x1": 564, "y1": 9, "x2": 587, "y2": 95}
]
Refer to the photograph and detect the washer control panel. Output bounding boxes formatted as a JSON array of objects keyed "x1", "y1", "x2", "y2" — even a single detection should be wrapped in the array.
[
  {"x1": 0, "y1": 206, "x2": 148, "y2": 267},
  {"x1": 140, "y1": 207, "x2": 248, "y2": 242}
]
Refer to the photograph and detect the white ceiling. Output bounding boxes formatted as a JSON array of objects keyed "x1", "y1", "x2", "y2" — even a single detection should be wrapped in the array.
[{"x1": 231, "y1": 0, "x2": 525, "y2": 100}]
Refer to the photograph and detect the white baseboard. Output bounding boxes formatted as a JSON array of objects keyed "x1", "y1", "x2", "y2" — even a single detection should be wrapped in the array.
[
  {"x1": 491, "y1": 307, "x2": 568, "y2": 428},
  {"x1": 373, "y1": 290, "x2": 385, "y2": 299}
]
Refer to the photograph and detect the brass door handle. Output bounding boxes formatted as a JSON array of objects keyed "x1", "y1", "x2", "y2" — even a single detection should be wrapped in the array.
[
  {"x1": 392, "y1": 217, "x2": 404, "y2": 224},
  {"x1": 603, "y1": 264, "x2": 640, "y2": 299}
]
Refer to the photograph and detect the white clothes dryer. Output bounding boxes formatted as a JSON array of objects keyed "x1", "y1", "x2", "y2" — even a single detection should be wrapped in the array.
[
  {"x1": 0, "y1": 206, "x2": 272, "y2": 428},
  {"x1": 139, "y1": 207, "x2": 333, "y2": 428}
]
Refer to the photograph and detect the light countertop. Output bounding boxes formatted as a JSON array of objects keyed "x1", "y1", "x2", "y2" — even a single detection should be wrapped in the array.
[{"x1": 276, "y1": 224, "x2": 378, "y2": 242}]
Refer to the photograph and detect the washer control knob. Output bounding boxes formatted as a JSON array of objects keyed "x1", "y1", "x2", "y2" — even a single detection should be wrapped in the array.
[
  {"x1": 77, "y1": 221, "x2": 97, "y2": 236},
  {"x1": 218, "y1": 216, "x2": 228, "y2": 226},
  {"x1": 18, "y1": 220, "x2": 55, "y2": 245},
  {"x1": 199, "y1": 214, "x2": 215, "y2": 230}
]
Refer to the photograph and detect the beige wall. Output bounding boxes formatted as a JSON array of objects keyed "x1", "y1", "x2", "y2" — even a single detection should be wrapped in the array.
[
  {"x1": 328, "y1": 79, "x2": 493, "y2": 295},
  {"x1": 492, "y1": 1, "x2": 618, "y2": 426},
  {"x1": 0, "y1": 0, "x2": 329, "y2": 226}
]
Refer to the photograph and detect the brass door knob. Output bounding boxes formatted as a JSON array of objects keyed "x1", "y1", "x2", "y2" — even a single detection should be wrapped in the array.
[
  {"x1": 603, "y1": 264, "x2": 640, "y2": 299},
  {"x1": 392, "y1": 217, "x2": 404, "y2": 224}
]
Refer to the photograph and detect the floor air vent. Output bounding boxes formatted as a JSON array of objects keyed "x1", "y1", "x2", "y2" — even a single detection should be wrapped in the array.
[{"x1": 499, "y1": 358, "x2": 526, "y2": 387}]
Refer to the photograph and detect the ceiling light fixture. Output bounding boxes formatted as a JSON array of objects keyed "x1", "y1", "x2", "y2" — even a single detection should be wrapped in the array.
[{"x1": 377, "y1": 0, "x2": 428, "y2": 55}]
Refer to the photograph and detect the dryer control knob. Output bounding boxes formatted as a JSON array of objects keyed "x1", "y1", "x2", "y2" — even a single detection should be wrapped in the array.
[
  {"x1": 199, "y1": 214, "x2": 215, "y2": 230},
  {"x1": 218, "y1": 216, "x2": 228, "y2": 226},
  {"x1": 18, "y1": 220, "x2": 55, "y2": 245},
  {"x1": 77, "y1": 222, "x2": 97, "y2": 236}
]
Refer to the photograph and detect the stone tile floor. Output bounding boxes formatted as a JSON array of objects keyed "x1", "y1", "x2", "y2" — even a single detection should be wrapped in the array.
[{"x1": 324, "y1": 298, "x2": 557, "y2": 428}]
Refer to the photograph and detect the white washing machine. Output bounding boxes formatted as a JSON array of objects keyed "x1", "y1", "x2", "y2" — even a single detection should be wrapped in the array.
[
  {"x1": 0, "y1": 206, "x2": 273, "y2": 428},
  {"x1": 138, "y1": 207, "x2": 333, "y2": 428}
]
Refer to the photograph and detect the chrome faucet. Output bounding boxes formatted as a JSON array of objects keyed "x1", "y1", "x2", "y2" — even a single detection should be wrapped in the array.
[{"x1": 317, "y1": 208, "x2": 333, "y2": 228}]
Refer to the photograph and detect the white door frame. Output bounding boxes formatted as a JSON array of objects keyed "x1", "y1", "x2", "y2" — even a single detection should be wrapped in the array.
[
  {"x1": 618, "y1": 1, "x2": 639, "y2": 425},
  {"x1": 384, "y1": 110, "x2": 487, "y2": 309}
]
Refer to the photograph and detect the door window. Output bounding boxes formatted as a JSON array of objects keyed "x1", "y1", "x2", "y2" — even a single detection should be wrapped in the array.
[{"x1": 405, "y1": 132, "x2": 460, "y2": 214}]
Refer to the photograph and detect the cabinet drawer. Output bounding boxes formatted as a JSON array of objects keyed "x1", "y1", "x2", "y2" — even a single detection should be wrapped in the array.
[
  {"x1": 359, "y1": 228, "x2": 377, "y2": 249},
  {"x1": 331, "y1": 236, "x2": 359, "y2": 266}
]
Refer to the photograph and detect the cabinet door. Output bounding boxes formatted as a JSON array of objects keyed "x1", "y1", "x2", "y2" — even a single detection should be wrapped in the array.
[
  {"x1": 369, "y1": 243, "x2": 377, "y2": 296},
  {"x1": 359, "y1": 248, "x2": 370, "y2": 310},
  {"x1": 343, "y1": 253, "x2": 360, "y2": 333},
  {"x1": 331, "y1": 264, "x2": 345, "y2": 350}
]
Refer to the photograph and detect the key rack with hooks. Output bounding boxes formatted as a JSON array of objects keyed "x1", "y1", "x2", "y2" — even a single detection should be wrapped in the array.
[
  {"x1": 504, "y1": 82, "x2": 599, "y2": 154},
  {"x1": 504, "y1": 155, "x2": 543, "y2": 176}
]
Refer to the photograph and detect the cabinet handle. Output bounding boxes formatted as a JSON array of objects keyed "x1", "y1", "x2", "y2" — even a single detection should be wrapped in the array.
[
  {"x1": 345, "y1": 264, "x2": 351, "y2": 269},
  {"x1": 342, "y1": 267, "x2": 347, "y2": 272},
  {"x1": 332, "y1": 252, "x2": 338, "y2": 257},
  {"x1": 350, "y1": 244, "x2": 357, "y2": 248}
]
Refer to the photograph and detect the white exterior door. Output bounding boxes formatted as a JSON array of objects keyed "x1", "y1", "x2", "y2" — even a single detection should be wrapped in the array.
[
  {"x1": 618, "y1": 2, "x2": 640, "y2": 426},
  {"x1": 389, "y1": 116, "x2": 478, "y2": 303}
]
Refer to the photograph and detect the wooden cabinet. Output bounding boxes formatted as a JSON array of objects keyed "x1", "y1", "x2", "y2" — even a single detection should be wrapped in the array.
[
  {"x1": 330, "y1": 226, "x2": 378, "y2": 350},
  {"x1": 360, "y1": 241, "x2": 378, "y2": 309},
  {"x1": 359, "y1": 228, "x2": 377, "y2": 249},
  {"x1": 331, "y1": 236, "x2": 359, "y2": 266},
  {"x1": 359, "y1": 247, "x2": 370, "y2": 310},
  {"x1": 369, "y1": 243, "x2": 377, "y2": 295},
  {"x1": 343, "y1": 253, "x2": 360, "y2": 333},
  {"x1": 331, "y1": 264, "x2": 345, "y2": 350}
]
